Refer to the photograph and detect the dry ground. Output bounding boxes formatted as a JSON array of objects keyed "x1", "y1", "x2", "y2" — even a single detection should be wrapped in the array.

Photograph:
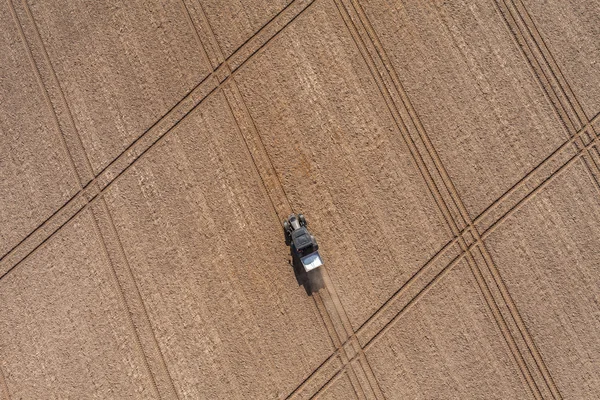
[{"x1": 1, "y1": 0, "x2": 599, "y2": 398}]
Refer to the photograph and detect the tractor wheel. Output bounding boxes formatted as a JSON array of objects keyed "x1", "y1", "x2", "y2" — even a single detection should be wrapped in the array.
[
  {"x1": 298, "y1": 214, "x2": 307, "y2": 226},
  {"x1": 283, "y1": 220, "x2": 290, "y2": 232}
]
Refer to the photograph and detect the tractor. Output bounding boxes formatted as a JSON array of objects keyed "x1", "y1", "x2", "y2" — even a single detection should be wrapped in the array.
[{"x1": 283, "y1": 213, "x2": 323, "y2": 272}]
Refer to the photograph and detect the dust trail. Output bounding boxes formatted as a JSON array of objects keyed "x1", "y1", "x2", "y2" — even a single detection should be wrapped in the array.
[{"x1": 308, "y1": 268, "x2": 325, "y2": 294}]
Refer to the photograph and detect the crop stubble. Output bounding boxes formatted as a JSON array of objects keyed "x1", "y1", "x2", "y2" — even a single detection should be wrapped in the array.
[{"x1": 1, "y1": 0, "x2": 599, "y2": 398}]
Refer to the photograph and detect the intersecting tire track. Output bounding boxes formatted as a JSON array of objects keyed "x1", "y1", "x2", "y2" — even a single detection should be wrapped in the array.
[
  {"x1": 347, "y1": 4, "x2": 600, "y2": 400},
  {"x1": 496, "y1": 1, "x2": 600, "y2": 397},
  {"x1": 365, "y1": 0, "x2": 593, "y2": 397},
  {"x1": 3, "y1": 0, "x2": 599, "y2": 398},
  {"x1": 497, "y1": 0, "x2": 600, "y2": 397},
  {"x1": 496, "y1": 0, "x2": 600, "y2": 195},
  {"x1": 6, "y1": 1, "x2": 182, "y2": 397},
  {"x1": 492, "y1": 1, "x2": 600, "y2": 398},
  {"x1": 356, "y1": 112, "x2": 599, "y2": 358},
  {"x1": 1, "y1": 0, "x2": 589, "y2": 287},
  {"x1": 0, "y1": 0, "x2": 314, "y2": 272},
  {"x1": 331, "y1": 0, "x2": 569, "y2": 398},
  {"x1": 180, "y1": 2, "x2": 386, "y2": 398}
]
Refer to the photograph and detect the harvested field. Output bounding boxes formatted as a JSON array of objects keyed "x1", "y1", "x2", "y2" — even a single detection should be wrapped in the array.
[{"x1": 1, "y1": 0, "x2": 599, "y2": 398}]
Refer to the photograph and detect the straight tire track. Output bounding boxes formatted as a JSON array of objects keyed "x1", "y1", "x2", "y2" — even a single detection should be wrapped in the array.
[
  {"x1": 1, "y1": 0, "x2": 316, "y2": 268},
  {"x1": 336, "y1": 0, "x2": 556, "y2": 397},
  {"x1": 18, "y1": 0, "x2": 94, "y2": 183},
  {"x1": 3, "y1": 1, "x2": 598, "y2": 397},
  {"x1": 91, "y1": 199, "x2": 181, "y2": 399},
  {"x1": 7, "y1": 2, "x2": 180, "y2": 397},
  {"x1": 183, "y1": 2, "x2": 382, "y2": 398},
  {"x1": 362, "y1": 0, "x2": 568, "y2": 396},
  {"x1": 5, "y1": 0, "x2": 81, "y2": 185},
  {"x1": 306, "y1": 126, "x2": 597, "y2": 395},
  {"x1": 0, "y1": 363, "x2": 10, "y2": 400},
  {"x1": 497, "y1": 0, "x2": 600, "y2": 194},
  {"x1": 495, "y1": 2, "x2": 600, "y2": 396},
  {"x1": 88, "y1": 206, "x2": 163, "y2": 399}
]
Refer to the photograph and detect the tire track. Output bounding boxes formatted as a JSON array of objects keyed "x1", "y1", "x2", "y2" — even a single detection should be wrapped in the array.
[
  {"x1": 497, "y1": 0, "x2": 600, "y2": 194},
  {"x1": 183, "y1": 2, "x2": 383, "y2": 398},
  {"x1": 8, "y1": 2, "x2": 181, "y2": 396},
  {"x1": 5, "y1": 0, "x2": 81, "y2": 186},
  {"x1": 88, "y1": 207, "x2": 163, "y2": 399},
  {"x1": 1, "y1": 0, "x2": 315, "y2": 274},
  {"x1": 369, "y1": 0, "x2": 572, "y2": 396},
  {"x1": 216, "y1": 83, "x2": 343, "y2": 393},
  {"x1": 495, "y1": 0, "x2": 580, "y2": 135},
  {"x1": 313, "y1": 294, "x2": 369, "y2": 400},
  {"x1": 356, "y1": 117, "x2": 599, "y2": 349},
  {"x1": 453, "y1": 7, "x2": 579, "y2": 394},
  {"x1": 480, "y1": 134, "x2": 599, "y2": 241},
  {"x1": 495, "y1": 2, "x2": 600, "y2": 394},
  {"x1": 331, "y1": 0, "x2": 499, "y2": 396},
  {"x1": 357, "y1": 3, "x2": 592, "y2": 398},
  {"x1": 0, "y1": 363, "x2": 10, "y2": 400},
  {"x1": 318, "y1": 274, "x2": 384, "y2": 399},
  {"x1": 289, "y1": 127, "x2": 597, "y2": 393},
  {"x1": 362, "y1": 248, "x2": 465, "y2": 350},
  {"x1": 286, "y1": 351, "x2": 343, "y2": 399},
  {"x1": 511, "y1": 0, "x2": 588, "y2": 125},
  {"x1": 245, "y1": 0, "x2": 600, "y2": 390},
  {"x1": 332, "y1": 0, "x2": 460, "y2": 236},
  {"x1": 336, "y1": 0, "x2": 557, "y2": 397},
  {"x1": 0, "y1": 183, "x2": 100, "y2": 280},
  {"x1": 17, "y1": 0, "x2": 94, "y2": 183},
  {"x1": 0, "y1": 76, "x2": 219, "y2": 281},
  {"x1": 0, "y1": 180, "x2": 96, "y2": 275},
  {"x1": 91, "y1": 199, "x2": 181, "y2": 399},
  {"x1": 302, "y1": 243, "x2": 468, "y2": 395},
  {"x1": 311, "y1": 371, "x2": 353, "y2": 399},
  {"x1": 461, "y1": 247, "x2": 542, "y2": 400},
  {"x1": 227, "y1": 0, "x2": 316, "y2": 73},
  {"x1": 2, "y1": 1, "x2": 594, "y2": 397},
  {"x1": 474, "y1": 133, "x2": 578, "y2": 233},
  {"x1": 356, "y1": 238, "x2": 463, "y2": 346},
  {"x1": 0, "y1": 0, "x2": 316, "y2": 269},
  {"x1": 469, "y1": 243, "x2": 554, "y2": 397},
  {"x1": 0, "y1": 5, "x2": 592, "y2": 396},
  {"x1": 2, "y1": 6, "x2": 350, "y2": 398}
]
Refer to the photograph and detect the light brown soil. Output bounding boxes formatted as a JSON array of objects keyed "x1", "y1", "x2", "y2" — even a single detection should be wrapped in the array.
[
  {"x1": 486, "y1": 160, "x2": 600, "y2": 399},
  {"x1": 0, "y1": 2, "x2": 79, "y2": 258},
  {"x1": 1, "y1": 0, "x2": 599, "y2": 399}
]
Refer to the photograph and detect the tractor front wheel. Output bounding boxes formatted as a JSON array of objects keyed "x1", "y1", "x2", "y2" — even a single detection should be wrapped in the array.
[{"x1": 298, "y1": 214, "x2": 307, "y2": 226}]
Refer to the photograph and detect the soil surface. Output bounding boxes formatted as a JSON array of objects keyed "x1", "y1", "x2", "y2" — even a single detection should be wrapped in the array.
[{"x1": 1, "y1": 0, "x2": 599, "y2": 398}]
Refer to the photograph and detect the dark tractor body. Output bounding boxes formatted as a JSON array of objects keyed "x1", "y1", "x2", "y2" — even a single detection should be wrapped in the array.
[{"x1": 283, "y1": 214, "x2": 323, "y2": 272}]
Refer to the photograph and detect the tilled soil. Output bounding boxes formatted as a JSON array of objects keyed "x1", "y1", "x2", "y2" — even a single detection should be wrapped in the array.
[{"x1": 1, "y1": 0, "x2": 599, "y2": 399}]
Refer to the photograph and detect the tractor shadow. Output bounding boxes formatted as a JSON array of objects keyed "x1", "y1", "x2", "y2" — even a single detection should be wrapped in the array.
[{"x1": 289, "y1": 247, "x2": 324, "y2": 296}]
